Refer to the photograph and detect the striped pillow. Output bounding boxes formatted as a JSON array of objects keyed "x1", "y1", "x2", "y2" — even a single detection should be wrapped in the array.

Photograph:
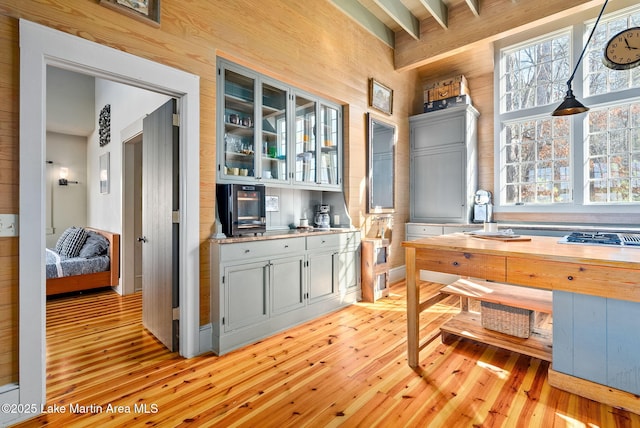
[
  {"x1": 55, "y1": 227, "x2": 76, "y2": 254},
  {"x1": 58, "y1": 227, "x2": 88, "y2": 258}
]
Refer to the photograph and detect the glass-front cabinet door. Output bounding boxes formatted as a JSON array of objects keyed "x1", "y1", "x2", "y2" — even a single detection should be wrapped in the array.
[
  {"x1": 222, "y1": 67, "x2": 256, "y2": 179},
  {"x1": 294, "y1": 94, "x2": 317, "y2": 185},
  {"x1": 218, "y1": 58, "x2": 342, "y2": 191},
  {"x1": 261, "y1": 81, "x2": 288, "y2": 182},
  {"x1": 319, "y1": 104, "x2": 340, "y2": 186}
]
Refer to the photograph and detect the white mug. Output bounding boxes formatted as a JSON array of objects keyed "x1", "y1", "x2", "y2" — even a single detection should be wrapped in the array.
[{"x1": 264, "y1": 171, "x2": 272, "y2": 179}]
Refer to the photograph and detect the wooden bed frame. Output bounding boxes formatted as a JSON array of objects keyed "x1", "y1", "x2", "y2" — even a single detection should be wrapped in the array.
[{"x1": 46, "y1": 228, "x2": 120, "y2": 296}]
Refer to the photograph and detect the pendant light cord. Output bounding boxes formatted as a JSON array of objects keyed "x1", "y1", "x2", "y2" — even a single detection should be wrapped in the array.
[{"x1": 567, "y1": 0, "x2": 609, "y2": 86}]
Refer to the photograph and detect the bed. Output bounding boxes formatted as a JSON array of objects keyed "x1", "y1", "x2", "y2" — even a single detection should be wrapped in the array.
[{"x1": 46, "y1": 227, "x2": 120, "y2": 296}]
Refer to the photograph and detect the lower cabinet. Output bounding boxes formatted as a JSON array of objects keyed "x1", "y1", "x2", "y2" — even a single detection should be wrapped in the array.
[
  {"x1": 308, "y1": 251, "x2": 335, "y2": 304},
  {"x1": 211, "y1": 230, "x2": 361, "y2": 355},
  {"x1": 223, "y1": 261, "x2": 269, "y2": 332},
  {"x1": 271, "y1": 256, "x2": 305, "y2": 315}
]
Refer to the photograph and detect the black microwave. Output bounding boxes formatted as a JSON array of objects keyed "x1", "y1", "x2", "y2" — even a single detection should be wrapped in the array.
[{"x1": 216, "y1": 184, "x2": 266, "y2": 237}]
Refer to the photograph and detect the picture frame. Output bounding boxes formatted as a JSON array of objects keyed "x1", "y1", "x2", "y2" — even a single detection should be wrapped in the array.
[
  {"x1": 100, "y1": 0, "x2": 160, "y2": 27},
  {"x1": 100, "y1": 152, "x2": 110, "y2": 195},
  {"x1": 369, "y1": 78, "x2": 393, "y2": 115}
]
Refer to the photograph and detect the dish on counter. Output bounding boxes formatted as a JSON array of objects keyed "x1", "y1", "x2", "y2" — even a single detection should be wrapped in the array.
[{"x1": 464, "y1": 229, "x2": 519, "y2": 238}]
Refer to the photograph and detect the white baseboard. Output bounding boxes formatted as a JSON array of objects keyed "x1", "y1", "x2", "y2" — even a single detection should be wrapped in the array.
[
  {"x1": 389, "y1": 265, "x2": 405, "y2": 284},
  {"x1": 0, "y1": 384, "x2": 32, "y2": 426},
  {"x1": 199, "y1": 323, "x2": 212, "y2": 354}
]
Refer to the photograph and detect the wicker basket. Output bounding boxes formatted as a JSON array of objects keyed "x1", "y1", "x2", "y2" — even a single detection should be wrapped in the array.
[{"x1": 480, "y1": 301, "x2": 534, "y2": 338}]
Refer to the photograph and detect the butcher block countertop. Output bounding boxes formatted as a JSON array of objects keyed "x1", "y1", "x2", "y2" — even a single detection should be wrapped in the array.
[
  {"x1": 402, "y1": 233, "x2": 640, "y2": 302},
  {"x1": 403, "y1": 233, "x2": 640, "y2": 267}
]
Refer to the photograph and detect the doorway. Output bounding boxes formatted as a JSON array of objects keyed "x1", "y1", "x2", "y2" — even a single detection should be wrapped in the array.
[
  {"x1": 123, "y1": 133, "x2": 143, "y2": 295},
  {"x1": 19, "y1": 19, "x2": 201, "y2": 407}
]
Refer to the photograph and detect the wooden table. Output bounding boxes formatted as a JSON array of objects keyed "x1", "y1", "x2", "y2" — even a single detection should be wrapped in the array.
[{"x1": 403, "y1": 233, "x2": 640, "y2": 413}]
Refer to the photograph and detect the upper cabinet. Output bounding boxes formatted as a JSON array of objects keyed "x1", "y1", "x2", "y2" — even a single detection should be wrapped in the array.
[
  {"x1": 409, "y1": 105, "x2": 479, "y2": 223},
  {"x1": 218, "y1": 59, "x2": 342, "y2": 191}
]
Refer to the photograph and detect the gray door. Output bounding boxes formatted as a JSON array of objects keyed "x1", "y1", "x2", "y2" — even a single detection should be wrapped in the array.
[{"x1": 141, "y1": 99, "x2": 179, "y2": 351}]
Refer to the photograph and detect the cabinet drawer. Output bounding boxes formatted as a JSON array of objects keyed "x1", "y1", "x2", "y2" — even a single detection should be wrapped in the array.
[
  {"x1": 507, "y1": 258, "x2": 640, "y2": 302},
  {"x1": 307, "y1": 232, "x2": 358, "y2": 251},
  {"x1": 405, "y1": 224, "x2": 443, "y2": 237},
  {"x1": 415, "y1": 249, "x2": 506, "y2": 282},
  {"x1": 220, "y1": 237, "x2": 304, "y2": 262},
  {"x1": 442, "y1": 226, "x2": 480, "y2": 234}
]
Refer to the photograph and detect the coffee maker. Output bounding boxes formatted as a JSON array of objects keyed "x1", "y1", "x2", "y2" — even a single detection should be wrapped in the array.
[
  {"x1": 314, "y1": 204, "x2": 330, "y2": 229},
  {"x1": 473, "y1": 190, "x2": 493, "y2": 223}
]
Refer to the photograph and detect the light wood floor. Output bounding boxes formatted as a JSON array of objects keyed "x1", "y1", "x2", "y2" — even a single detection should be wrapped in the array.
[{"x1": 12, "y1": 281, "x2": 640, "y2": 427}]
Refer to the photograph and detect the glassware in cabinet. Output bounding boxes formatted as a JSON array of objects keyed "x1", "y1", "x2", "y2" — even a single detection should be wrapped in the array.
[
  {"x1": 261, "y1": 82, "x2": 288, "y2": 182},
  {"x1": 223, "y1": 69, "x2": 255, "y2": 178},
  {"x1": 319, "y1": 104, "x2": 339, "y2": 185},
  {"x1": 294, "y1": 94, "x2": 317, "y2": 184}
]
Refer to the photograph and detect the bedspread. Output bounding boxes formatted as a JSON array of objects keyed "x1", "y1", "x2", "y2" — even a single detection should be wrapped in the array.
[{"x1": 46, "y1": 248, "x2": 110, "y2": 279}]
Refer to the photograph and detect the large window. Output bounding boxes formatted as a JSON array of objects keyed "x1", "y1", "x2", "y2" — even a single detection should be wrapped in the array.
[
  {"x1": 497, "y1": 5, "x2": 640, "y2": 209},
  {"x1": 587, "y1": 102, "x2": 640, "y2": 203}
]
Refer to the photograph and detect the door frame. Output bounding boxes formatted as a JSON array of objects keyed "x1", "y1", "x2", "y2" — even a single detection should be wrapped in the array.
[{"x1": 18, "y1": 19, "x2": 201, "y2": 409}]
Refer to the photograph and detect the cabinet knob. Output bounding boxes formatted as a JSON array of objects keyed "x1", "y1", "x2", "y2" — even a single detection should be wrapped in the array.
[
  {"x1": 284, "y1": 244, "x2": 289, "y2": 248},
  {"x1": 452, "y1": 261, "x2": 459, "y2": 266},
  {"x1": 567, "y1": 275, "x2": 573, "y2": 281},
  {"x1": 244, "y1": 249, "x2": 250, "y2": 254}
]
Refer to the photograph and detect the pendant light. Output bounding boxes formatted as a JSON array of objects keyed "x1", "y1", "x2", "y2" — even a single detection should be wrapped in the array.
[{"x1": 552, "y1": 0, "x2": 609, "y2": 116}]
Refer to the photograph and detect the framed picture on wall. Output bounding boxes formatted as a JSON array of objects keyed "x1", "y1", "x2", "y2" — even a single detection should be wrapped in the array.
[
  {"x1": 369, "y1": 78, "x2": 393, "y2": 115},
  {"x1": 100, "y1": 152, "x2": 110, "y2": 195},
  {"x1": 100, "y1": 0, "x2": 161, "y2": 27}
]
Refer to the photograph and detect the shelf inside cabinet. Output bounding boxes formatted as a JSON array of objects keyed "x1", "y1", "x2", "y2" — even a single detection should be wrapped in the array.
[
  {"x1": 225, "y1": 122, "x2": 254, "y2": 136},
  {"x1": 225, "y1": 94, "x2": 253, "y2": 113}
]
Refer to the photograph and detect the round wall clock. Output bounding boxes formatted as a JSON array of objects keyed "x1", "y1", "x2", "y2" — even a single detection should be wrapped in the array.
[{"x1": 603, "y1": 27, "x2": 640, "y2": 70}]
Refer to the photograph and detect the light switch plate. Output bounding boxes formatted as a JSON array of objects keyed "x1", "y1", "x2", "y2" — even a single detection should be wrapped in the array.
[{"x1": 0, "y1": 214, "x2": 19, "y2": 237}]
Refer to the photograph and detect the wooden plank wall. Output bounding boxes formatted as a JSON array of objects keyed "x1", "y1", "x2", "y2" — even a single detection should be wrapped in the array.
[
  {"x1": 0, "y1": 13, "x2": 19, "y2": 386},
  {"x1": 0, "y1": 0, "x2": 417, "y2": 384}
]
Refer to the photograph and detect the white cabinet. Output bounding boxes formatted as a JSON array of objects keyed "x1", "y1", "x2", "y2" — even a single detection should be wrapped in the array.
[
  {"x1": 409, "y1": 105, "x2": 479, "y2": 223},
  {"x1": 307, "y1": 251, "x2": 335, "y2": 304},
  {"x1": 307, "y1": 231, "x2": 361, "y2": 304},
  {"x1": 270, "y1": 255, "x2": 305, "y2": 315},
  {"x1": 223, "y1": 260, "x2": 269, "y2": 332},
  {"x1": 211, "y1": 230, "x2": 361, "y2": 355},
  {"x1": 217, "y1": 58, "x2": 342, "y2": 191}
]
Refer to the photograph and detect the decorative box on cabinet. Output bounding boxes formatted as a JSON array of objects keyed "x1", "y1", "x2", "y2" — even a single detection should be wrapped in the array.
[
  {"x1": 409, "y1": 105, "x2": 479, "y2": 223},
  {"x1": 361, "y1": 238, "x2": 390, "y2": 302}
]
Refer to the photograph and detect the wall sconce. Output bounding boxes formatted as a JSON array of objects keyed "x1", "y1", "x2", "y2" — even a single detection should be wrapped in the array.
[
  {"x1": 59, "y1": 167, "x2": 78, "y2": 186},
  {"x1": 552, "y1": 0, "x2": 608, "y2": 116}
]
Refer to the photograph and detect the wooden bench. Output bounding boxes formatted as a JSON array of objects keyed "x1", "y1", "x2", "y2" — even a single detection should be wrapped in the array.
[{"x1": 439, "y1": 278, "x2": 553, "y2": 362}]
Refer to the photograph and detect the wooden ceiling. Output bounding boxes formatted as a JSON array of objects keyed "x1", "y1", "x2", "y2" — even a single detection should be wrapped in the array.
[
  {"x1": 330, "y1": 0, "x2": 617, "y2": 71},
  {"x1": 330, "y1": 0, "x2": 479, "y2": 48}
]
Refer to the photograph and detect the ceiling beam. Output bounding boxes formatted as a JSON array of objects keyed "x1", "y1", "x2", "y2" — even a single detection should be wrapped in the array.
[
  {"x1": 330, "y1": 0, "x2": 395, "y2": 48},
  {"x1": 417, "y1": 0, "x2": 448, "y2": 29},
  {"x1": 372, "y1": 0, "x2": 420, "y2": 40},
  {"x1": 395, "y1": 0, "x2": 606, "y2": 71},
  {"x1": 465, "y1": 0, "x2": 480, "y2": 17}
]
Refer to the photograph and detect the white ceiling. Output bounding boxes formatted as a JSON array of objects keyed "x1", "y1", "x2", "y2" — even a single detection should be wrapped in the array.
[{"x1": 46, "y1": 66, "x2": 96, "y2": 137}]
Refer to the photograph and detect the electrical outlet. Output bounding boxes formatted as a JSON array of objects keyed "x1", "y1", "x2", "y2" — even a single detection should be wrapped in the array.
[{"x1": 0, "y1": 214, "x2": 18, "y2": 237}]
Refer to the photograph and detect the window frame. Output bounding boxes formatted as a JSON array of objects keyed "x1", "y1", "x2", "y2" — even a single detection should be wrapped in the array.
[{"x1": 493, "y1": 4, "x2": 640, "y2": 216}]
